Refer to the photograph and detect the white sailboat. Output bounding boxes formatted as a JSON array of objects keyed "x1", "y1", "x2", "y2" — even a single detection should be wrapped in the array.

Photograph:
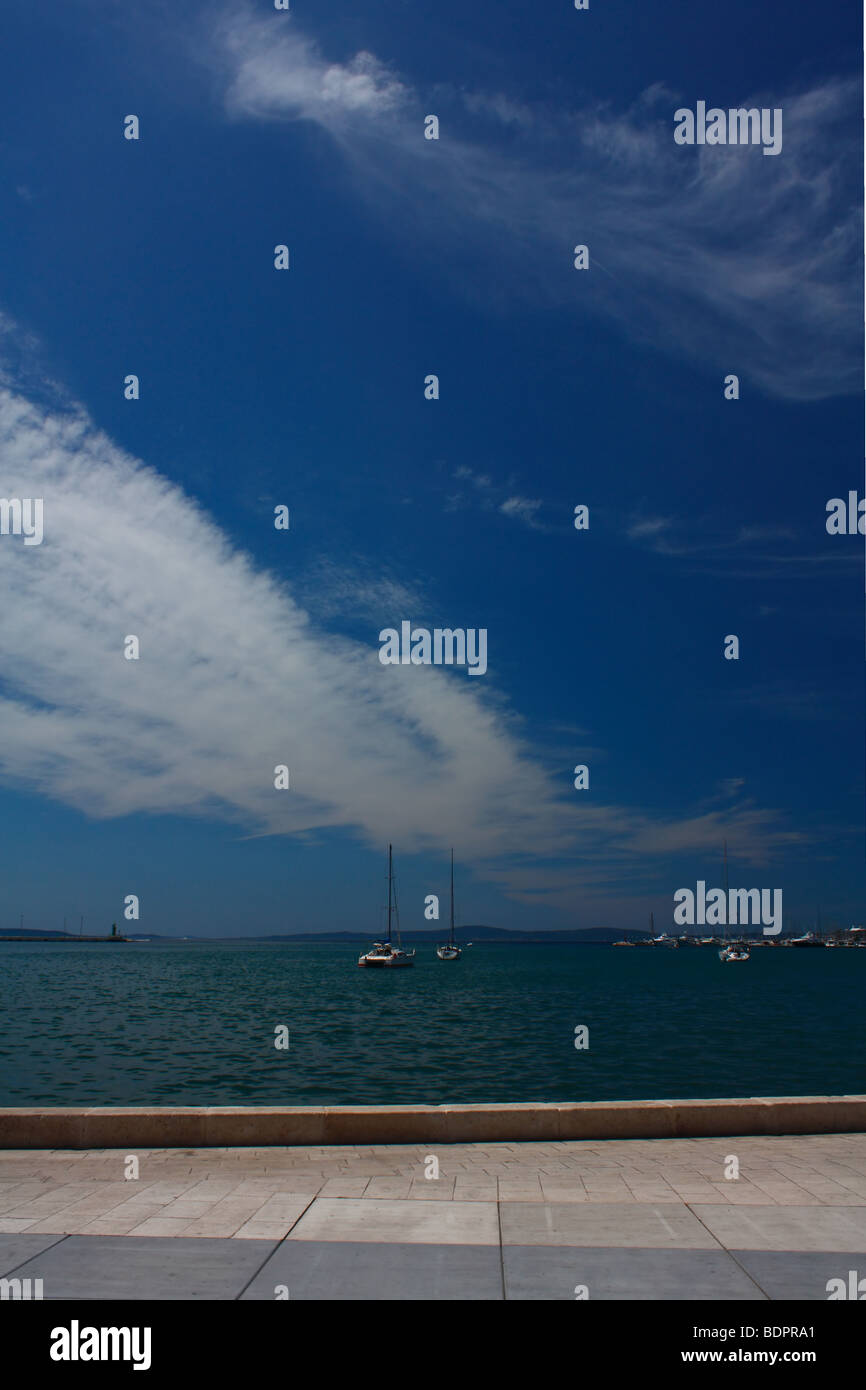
[
  {"x1": 358, "y1": 845, "x2": 415, "y2": 968},
  {"x1": 718, "y1": 839, "x2": 750, "y2": 962},
  {"x1": 436, "y1": 850, "x2": 461, "y2": 960},
  {"x1": 650, "y1": 911, "x2": 678, "y2": 946}
]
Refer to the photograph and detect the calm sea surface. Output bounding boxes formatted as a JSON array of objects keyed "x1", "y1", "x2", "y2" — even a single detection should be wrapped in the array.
[{"x1": 0, "y1": 941, "x2": 862, "y2": 1106}]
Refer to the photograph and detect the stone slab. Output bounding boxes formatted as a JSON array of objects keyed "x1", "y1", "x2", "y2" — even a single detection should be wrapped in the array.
[
  {"x1": 500, "y1": 1202, "x2": 719, "y2": 1249},
  {"x1": 287, "y1": 1198, "x2": 499, "y2": 1245},
  {"x1": 690, "y1": 1205, "x2": 866, "y2": 1253},
  {"x1": 732, "y1": 1249, "x2": 866, "y2": 1300},
  {"x1": 242, "y1": 1240, "x2": 502, "y2": 1300},
  {"x1": 503, "y1": 1245, "x2": 768, "y2": 1300},
  {"x1": 8, "y1": 1234, "x2": 277, "y2": 1300},
  {"x1": 0, "y1": 1232, "x2": 69, "y2": 1274}
]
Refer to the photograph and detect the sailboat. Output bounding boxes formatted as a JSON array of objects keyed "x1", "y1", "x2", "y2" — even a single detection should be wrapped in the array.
[
  {"x1": 650, "y1": 911, "x2": 677, "y2": 946},
  {"x1": 436, "y1": 850, "x2": 461, "y2": 960},
  {"x1": 718, "y1": 839, "x2": 750, "y2": 961},
  {"x1": 358, "y1": 845, "x2": 415, "y2": 968}
]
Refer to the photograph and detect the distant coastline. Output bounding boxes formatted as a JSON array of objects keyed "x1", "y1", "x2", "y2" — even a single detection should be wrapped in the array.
[
  {"x1": 0, "y1": 932, "x2": 131, "y2": 943},
  {"x1": 1, "y1": 926, "x2": 861, "y2": 946}
]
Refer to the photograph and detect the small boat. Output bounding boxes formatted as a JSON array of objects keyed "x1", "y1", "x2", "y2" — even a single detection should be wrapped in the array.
[
  {"x1": 647, "y1": 910, "x2": 676, "y2": 946},
  {"x1": 717, "y1": 840, "x2": 749, "y2": 961},
  {"x1": 358, "y1": 845, "x2": 415, "y2": 968},
  {"x1": 788, "y1": 931, "x2": 825, "y2": 948},
  {"x1": 719, "y1": 943, "x2": 750, "y2": 962},
  {"x1": 436, "y1": 850, "x2": 462, "y2": 960}
]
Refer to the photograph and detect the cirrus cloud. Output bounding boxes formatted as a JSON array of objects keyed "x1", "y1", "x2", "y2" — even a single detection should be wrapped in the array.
[
  {"x1": 206, "y1": 8, "x2": 860, "y2": 401},
  {"x1": 0, "y1": 338, "x2": 808, "y2": 911}
]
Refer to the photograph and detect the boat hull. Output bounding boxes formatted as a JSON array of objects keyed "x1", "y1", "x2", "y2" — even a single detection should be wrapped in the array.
[
  {"x1": 436, "y1": 946, "x2": 461, "y2": 960},
  {"x1": 358, "y1": 951, "x2": 415, "y2": 968}
]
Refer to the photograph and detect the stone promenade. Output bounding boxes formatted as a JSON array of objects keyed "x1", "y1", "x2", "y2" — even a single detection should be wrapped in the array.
[{"x1": 1, "y1": 1133, "x2": 865, "y2": 1299}]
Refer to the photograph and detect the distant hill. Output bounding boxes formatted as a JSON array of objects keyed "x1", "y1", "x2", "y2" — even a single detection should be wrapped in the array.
[
  {"x1": 0, "y1": 928, "x2": 75, "y2": 938},
  {"x1": 129, "y1": 925, "x2": 639, "y2": 943},
  {"x1": 2, "y1": 925, "x2": 826, "y2": 944},
  {"x1": 251, "y1": 926, "x2": 635, "y2": 943}
]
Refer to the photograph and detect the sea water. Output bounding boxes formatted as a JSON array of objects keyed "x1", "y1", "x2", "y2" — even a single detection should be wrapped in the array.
[{"x1": 0, "y1": 941, "x2": 862, "y2": 1106}]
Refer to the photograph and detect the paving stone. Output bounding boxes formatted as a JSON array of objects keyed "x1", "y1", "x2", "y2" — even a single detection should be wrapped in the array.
[
  {"x1": 500, "y1": 1202, "x2": 720, "y2": 1249},
  {"x1": 364, "y1": 1178, "x2": 413, "y2": 1198},
  {"x1": 538, "y1": 1184, "x2": 588, "y2": 1203},
  {"x1": 7, "y1": 1235, "x2": 277, "y2": 1299},
  {"x1": 0, "y1": 1232, "x2": 69, "y2": 1272},
  {"x1": 78, "y1": 1206, "x2": 169, "y2": 1236},
  {"x1": 317, "y1": 1178, "x2": 370, "y2": 1197},
  {"x1": 691, "y1": 1205, "x2": 866, "y2": 1253},
  {"x1": 242, "y1": 1239, "x2": 503, "y2": 1300},
  {"x1": 127, "y1": 1217, "x2": 198, "y2": 1237},
  {"x1": 287, "y1": 1198, "x2": 500, "y2": 1245},
  {"x1": 733, "y1": 1250, "x2": 866, "y2": 1300},
  {"x1": 503, "y1": 1246, "x2": 767, "y2": 1300}
]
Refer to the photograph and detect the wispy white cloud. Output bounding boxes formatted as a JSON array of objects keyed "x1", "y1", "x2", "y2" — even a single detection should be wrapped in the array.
[
  {"x1": 207, "y1": 10, "x2": 860, "y2": 400},
  {"x1": 623, "y1": 509, "x2": 857, "y2": 578},
  {"x1": 625, "y1": 516, "x2": 673, "y2": 540},
  {"x1": 219, "y1": 22, "x2": 406, "y2": 124},
  {"x1": 292, "y1": 556, "x2": 428, "y2": 626},
  {"x1": 718, "y1": 777, "x2": 746, "y2": 798},
  {"x1": 449, "y1": 467, "x2": 549, "y2": 531},
  {"x1": 500, "y1": 496, "x2": 543, "y2": 528},
  {"x1": 0, "y1": 381, "x2": 575, "y2": 868},
  {"x1": 0, "y1": 336, "x2": 806, "y2": 910},
  {"x1": 727, "y1": 683, "x2": 836, "y2": 723}
]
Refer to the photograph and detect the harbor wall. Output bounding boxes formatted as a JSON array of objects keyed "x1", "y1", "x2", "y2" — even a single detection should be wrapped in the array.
[{"x1": 1, "y1": 1095, "x2": 864, "y2": 1148}]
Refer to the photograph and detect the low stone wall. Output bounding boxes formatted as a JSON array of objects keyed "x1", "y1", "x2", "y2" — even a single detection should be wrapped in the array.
[{"x1": 1, "y1": 1096, "x2": 864, "y2": 1148}]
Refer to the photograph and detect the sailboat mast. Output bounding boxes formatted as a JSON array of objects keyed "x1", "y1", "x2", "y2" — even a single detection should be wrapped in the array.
[
  {"x1": 450, "y1": 849, "x2": 455, "y2": 946},
  {"x1": 722, "y1": 834, "x2": 728, "y2": 945},
  {"x1": 387, "y1": 844, "x2": 393, "y2": 944}
]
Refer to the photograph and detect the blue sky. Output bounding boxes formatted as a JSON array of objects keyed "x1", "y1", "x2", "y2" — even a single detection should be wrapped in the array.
[{"x1": 0, "y1": 0, "x2": 862, "y2": 936}]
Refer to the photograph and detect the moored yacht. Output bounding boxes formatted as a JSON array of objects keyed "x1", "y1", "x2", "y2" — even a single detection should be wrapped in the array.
[
  {"x1": 649, "y1": 910, "x2": 677, "y2": 945},
  {"x1": 358, "y1": 845, "x2": 415, "y2": 967},
  {"x1": 651, "y1": 923, "x2": 678, "y2": 947},
  {"x1": 436, "y1": 850, "x2": 461, "y2": 960},
  {"x1": 717, "y1": 840, "x2": 749, "y2": 961}
]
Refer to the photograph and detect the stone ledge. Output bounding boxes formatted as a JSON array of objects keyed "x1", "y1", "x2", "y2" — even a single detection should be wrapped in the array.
[{"x1": 0, "y1": 1096, "x2": 864, "y2": 1149}]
